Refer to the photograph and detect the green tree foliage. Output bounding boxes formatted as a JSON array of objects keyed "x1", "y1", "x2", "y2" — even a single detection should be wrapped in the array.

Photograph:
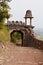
[
  {"x1": 0, "y1": 0, "x2": 12, "y2": 2},
  {"x1": 0, "y1": 0, "x2": 12, "y2": 28},
  {"x1": 12, "y1": 32, "x2": 22, "y2": 42}
]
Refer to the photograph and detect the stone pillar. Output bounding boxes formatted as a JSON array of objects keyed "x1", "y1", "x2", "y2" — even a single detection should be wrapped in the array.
[
  {"x1": 25, "y1": 18, "x2": 27, "y2": 25},
  {"x1": 30, "y1": 18, "x2": 32, "y2": 26}
]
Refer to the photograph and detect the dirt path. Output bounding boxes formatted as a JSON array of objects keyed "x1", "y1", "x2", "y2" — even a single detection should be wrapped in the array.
[{"x1": 0, "y1": 42, "x2": 43, "y2": 65}]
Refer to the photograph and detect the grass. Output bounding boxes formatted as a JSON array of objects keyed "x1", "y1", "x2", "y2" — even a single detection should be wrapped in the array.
[{"x1": 0, "y1": 25, "x2": 10, "y2": 44}]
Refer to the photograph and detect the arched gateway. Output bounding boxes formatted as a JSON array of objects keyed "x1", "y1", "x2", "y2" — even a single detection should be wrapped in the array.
[
  {"x1": 10, "y1": 30, "x2": 23, "y2": 46},
  {"x1": 7, "y1": 10, "x2": 34, "y2": 46}
]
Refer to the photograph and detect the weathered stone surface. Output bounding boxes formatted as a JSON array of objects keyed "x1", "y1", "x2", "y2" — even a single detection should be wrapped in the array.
[{"x1": 6, "y1": 10, "x2": 43, "y2": 49}]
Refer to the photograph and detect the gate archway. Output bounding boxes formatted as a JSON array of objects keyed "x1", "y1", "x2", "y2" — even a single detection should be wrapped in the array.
[{"x1": 10, "y1": 30, "x2": 23, "y2": 46}]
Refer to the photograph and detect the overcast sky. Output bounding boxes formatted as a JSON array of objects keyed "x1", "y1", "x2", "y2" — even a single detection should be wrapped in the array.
[{"x1": 8, "y1": 0, "x2": 43, "y2": 28}]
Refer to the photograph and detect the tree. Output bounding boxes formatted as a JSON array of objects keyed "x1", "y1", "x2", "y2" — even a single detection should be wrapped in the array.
[
  {"x1": 0, "y1": 0, "x2": 12, "y2": 28},
  {"x1": 0, "y1": 0, "x2": 12, "y2": 2}
]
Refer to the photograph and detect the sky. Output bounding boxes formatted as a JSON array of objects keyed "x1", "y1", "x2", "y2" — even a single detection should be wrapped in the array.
[{"x1": 8, "y1": 0, "x2": 43, "y2": 28}]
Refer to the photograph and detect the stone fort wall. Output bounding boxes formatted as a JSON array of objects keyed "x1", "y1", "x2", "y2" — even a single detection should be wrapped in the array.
[{"x1": 27, "y1": 35, "x2": 43, "y2": 50}]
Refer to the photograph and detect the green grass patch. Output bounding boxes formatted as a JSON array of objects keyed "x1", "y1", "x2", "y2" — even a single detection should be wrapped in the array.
[{"x1": 0, "y1": 25, "x2": 10, "y2": 44}]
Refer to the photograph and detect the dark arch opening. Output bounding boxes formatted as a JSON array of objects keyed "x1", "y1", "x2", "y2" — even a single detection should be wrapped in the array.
[{"x1": 10, "y1": 30, "x2": 23, "y2": 46}]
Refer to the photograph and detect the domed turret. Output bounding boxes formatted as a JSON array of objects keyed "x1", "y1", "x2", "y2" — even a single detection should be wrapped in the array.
[
  {"x1": 24, "y1": 10, "x2": 34, "y2": 26},
  {"x1": 25, "y1": 10, "x2": 32, "y2": 18}
]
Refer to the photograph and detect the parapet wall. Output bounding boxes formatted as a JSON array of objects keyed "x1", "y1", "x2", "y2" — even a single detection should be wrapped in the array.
[
  {"x1": 29, "y1": 36, "x2": 43, "y2": 50},
  {"x1": 23, "y1": 34, "x2": 43, "y2": 50}
]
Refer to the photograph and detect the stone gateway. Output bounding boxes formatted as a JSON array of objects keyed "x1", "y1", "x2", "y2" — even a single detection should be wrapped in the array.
[{"x1": 7, "y1": 10, "x2": 43, "y2": 49}]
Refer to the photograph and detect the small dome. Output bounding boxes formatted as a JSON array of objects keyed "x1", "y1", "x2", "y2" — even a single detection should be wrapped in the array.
[{"x1": 25, "y1": 10, "x2": 33, "y2": 18}]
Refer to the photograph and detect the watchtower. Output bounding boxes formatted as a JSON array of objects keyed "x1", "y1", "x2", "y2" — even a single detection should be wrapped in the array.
[
  {"x1": 24, "y1": 10, "x2": 34, "y2": 36},
  {"x1": 24, "y1": 10, "x2": 33, "y2": 26}
]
